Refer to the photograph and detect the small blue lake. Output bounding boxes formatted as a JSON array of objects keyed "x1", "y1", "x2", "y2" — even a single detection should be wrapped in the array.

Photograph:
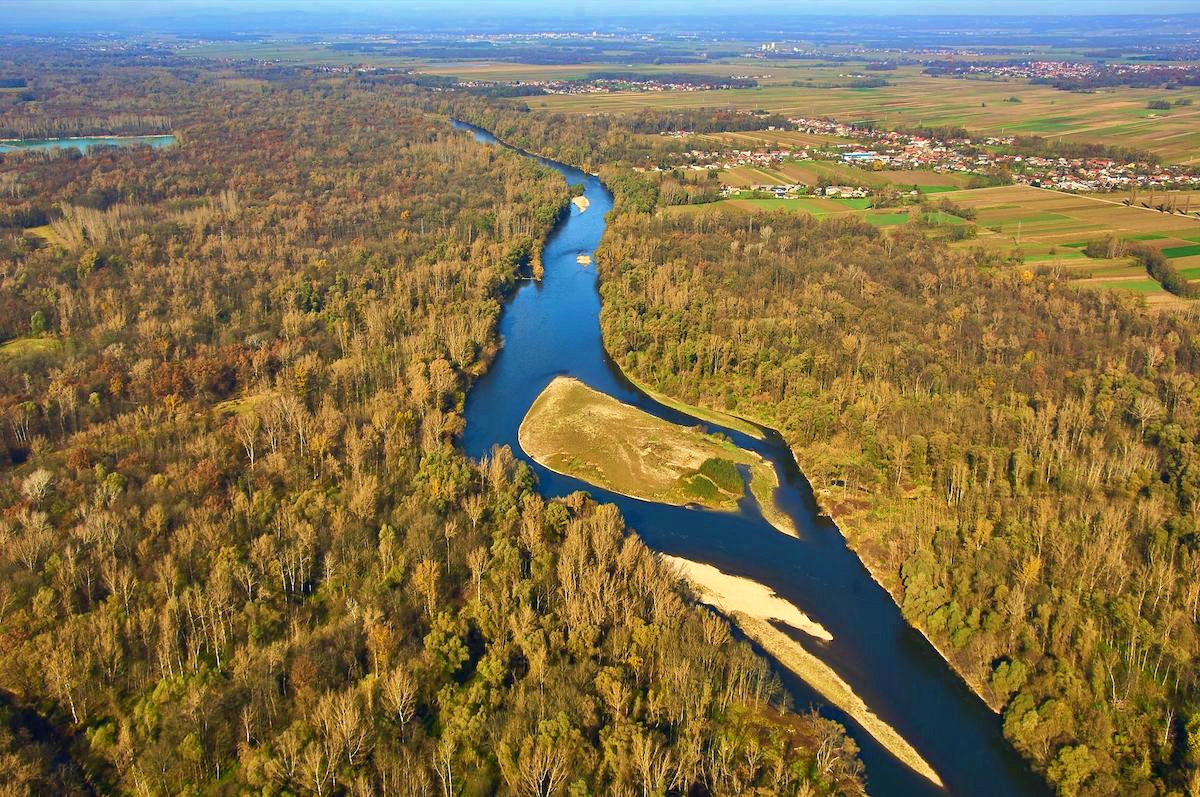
[{"x1": 0, "y1": 134, "x2": 176, "y2": 154}]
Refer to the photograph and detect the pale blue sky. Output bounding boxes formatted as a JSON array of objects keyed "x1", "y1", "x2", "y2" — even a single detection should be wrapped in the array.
[{"x1": 5, "y1": 0, "x2": 1200, "y2": 16}]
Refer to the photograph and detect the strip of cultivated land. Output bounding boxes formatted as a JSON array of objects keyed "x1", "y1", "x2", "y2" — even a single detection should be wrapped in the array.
[
  {"x1": 522, "y1": 64, "x2": 1200, "y2": 164},
  {"x1": 667, "y1": 181, "x2": 1200, "y2": 308}
]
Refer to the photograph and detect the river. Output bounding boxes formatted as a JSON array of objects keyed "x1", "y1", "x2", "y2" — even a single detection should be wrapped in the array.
[{"x1": 455, "y1": 119, "x2": 1048, "y2": 797}]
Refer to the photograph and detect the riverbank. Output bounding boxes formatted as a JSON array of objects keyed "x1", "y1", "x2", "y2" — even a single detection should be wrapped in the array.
[
  {"x1": 804, "y1": 468, "x2": 1002, "y2": 714},
  {"x1": 620, "y1": 372, "x2": 765, "y2": 440},
  {"x1": 616, "y1": 368, "x2": 1004, "y2": 714}
]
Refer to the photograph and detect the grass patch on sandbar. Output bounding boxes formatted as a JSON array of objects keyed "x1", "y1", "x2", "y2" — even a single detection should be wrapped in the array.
[{"x1": 623, "y1": 373, "x2": 765, "y2": 439}]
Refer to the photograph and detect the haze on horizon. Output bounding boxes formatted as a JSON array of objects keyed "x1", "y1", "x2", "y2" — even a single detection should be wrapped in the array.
[{"x1": 4, "y1": 0, "x2": 1200, "y2": 23}]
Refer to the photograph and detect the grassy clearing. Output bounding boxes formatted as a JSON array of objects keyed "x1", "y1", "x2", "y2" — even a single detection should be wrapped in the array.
[
  {"x1": 864, "y1": 212, "x2": 912, "y2": 227},
  {"x1": 1024, "y1": 251, "x2": 1086, "y2": 263},
  {"x1": 213, "y1": 389, "x2": 280, "y2": 416},
  {"x1": 25, "y1": 225, "x2": 66, "y2": 247},
  {"x1": 0, "y1": 336, "x2": 61, "y2": 359},
  {"x1": 658, "y1": 558, "x2": 946, "y2": 792},
  {"x1": 520, "y1": 377, "x2": 796, "y2": 535}
]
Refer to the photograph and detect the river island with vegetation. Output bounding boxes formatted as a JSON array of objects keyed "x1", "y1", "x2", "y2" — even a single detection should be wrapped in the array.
[{"x1": 518, "y1": 376, "x2": 796, "y2": 534}]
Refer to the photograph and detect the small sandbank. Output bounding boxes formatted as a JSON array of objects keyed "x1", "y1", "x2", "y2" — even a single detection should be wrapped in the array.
[
  {"x1": 662, "y1": 555, "x2": 831, "y2": 641},
  {"x1": 663, "y1": 553, "x2": 942, "y2": 786},
  {"x1": 572, "y1": 195, "x2": 590, "y2": 212},
  {"x1": 576, "y1": 254, "x2": 593, "y2": 265},
  {"x1": 737, "y1": 613, "x2": 945, "y2": 788}
]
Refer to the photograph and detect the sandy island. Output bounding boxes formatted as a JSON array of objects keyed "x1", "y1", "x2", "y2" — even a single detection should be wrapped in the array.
[
  {"x1": 576, "y1": 254, "x2": 593, "y2": 265},
  {"x1": 664, "y1": 553, "x2": 943, "y2": 788},
  {"x1": 518, "y1": 377, "x2": 797, "y2": 535},
  {"x1": 572, "y1": 195, "x2": 590, "y2": 212}
]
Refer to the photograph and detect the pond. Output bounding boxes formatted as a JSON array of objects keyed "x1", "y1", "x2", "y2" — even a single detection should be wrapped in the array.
[{"x1": 0, "y1": 134, "x2": 176, "y2": 154}]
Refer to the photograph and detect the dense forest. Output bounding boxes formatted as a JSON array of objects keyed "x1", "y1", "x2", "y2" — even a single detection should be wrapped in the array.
[
  {"x1": 0, "y1": 64, "x2": 865, "y2": 794},
  {"x1": 593, "y1": 200, "x2": 1200, "y2": 796}
]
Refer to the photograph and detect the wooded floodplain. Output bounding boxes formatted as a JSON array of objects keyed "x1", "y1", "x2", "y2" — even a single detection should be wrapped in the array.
[
  {"x1": 447, "y1": 101, "x2": 1200, "y2": 794},
  {"x1": 0, "y1": 60, "x2": 866, "y2": 795}
]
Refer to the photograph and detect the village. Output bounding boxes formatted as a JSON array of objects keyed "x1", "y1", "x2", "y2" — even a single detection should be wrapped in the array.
[
  {"x1": 922, "y1": 58, "x2": 1200, "y2": 87},
  {"x1": 654, "y1": 115, "x2": 1200, "y2": 198},
  {"x1": 453, "y1": 74, "x2": 763, "y2": 95}
]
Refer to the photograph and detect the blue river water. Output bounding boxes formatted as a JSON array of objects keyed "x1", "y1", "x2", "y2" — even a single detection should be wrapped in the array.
[{"x1": 455, "y1": 119, "x2": 1048, "y2": 797}]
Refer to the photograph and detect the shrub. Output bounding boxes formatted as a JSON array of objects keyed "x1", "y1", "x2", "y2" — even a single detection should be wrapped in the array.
[{"x1": 699, "y1": 457, "x2": 744, "y2": 494}]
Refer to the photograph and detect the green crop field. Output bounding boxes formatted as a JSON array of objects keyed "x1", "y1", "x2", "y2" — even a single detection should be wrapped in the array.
[
  {"x1": 864, "y1": 212, "x2": 913, "y2": 227},
  {"x1": 1164, "y1": 244, "x2": 1200, "y2": 259}
]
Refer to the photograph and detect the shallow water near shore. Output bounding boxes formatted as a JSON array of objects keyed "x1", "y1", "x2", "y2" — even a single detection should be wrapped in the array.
[{"x1": 455, "y1": 118, "x2": 1048, "y2": 797}]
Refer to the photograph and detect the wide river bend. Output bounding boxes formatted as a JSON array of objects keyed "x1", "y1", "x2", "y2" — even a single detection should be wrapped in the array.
[{"x1": 455, "y1": 120, "x2": 1048, "y2": 797}]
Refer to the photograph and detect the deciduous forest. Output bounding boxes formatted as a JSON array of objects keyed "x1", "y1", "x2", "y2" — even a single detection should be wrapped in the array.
[
  {"x1": 594, "y1": 196, "x2": 1200, "y2": 796},
  {"x1": 0, "y1": 64, "x2": 864, "y2": 795}
]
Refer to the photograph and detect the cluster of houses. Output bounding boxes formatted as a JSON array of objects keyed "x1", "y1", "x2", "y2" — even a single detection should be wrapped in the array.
[
  {"x1": 929, "y1": 59, "x2": 1200, "y2": 85},
  {"x1": 784, "y1": 117, "x2": 1200, "y2": 193},
  {"x1": 716, "y1": 183, "x2": 870, "y2": 199},
  {"x1": 650, "y1": 115, "x2": 1200, "y2": 197},
  {"x1": 448, "y1": 75, "x2": 757, "y2": 96}
]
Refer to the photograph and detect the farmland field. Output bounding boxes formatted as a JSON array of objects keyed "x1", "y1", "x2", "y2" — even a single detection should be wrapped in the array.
[
  {"x1": 717, "y1": 158, "x2": 974, "y2": 191},
  {"x1": 937, "y1": 184, "x2": 1200, "y2": 256},
  {"x1": 938, "y1": 184, "x2": 1200, "y2": 307},
  {"x1": 525, "y1": 64, "x2": 1200, "y2": 164},
  {"x1": 666, "y1": 196, "x2": 916, "y2": 229}
]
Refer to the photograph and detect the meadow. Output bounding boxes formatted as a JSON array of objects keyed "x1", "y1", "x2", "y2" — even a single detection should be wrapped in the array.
[{"x1": 717, "y1": 157, "x2": 975, "y2": 191}]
